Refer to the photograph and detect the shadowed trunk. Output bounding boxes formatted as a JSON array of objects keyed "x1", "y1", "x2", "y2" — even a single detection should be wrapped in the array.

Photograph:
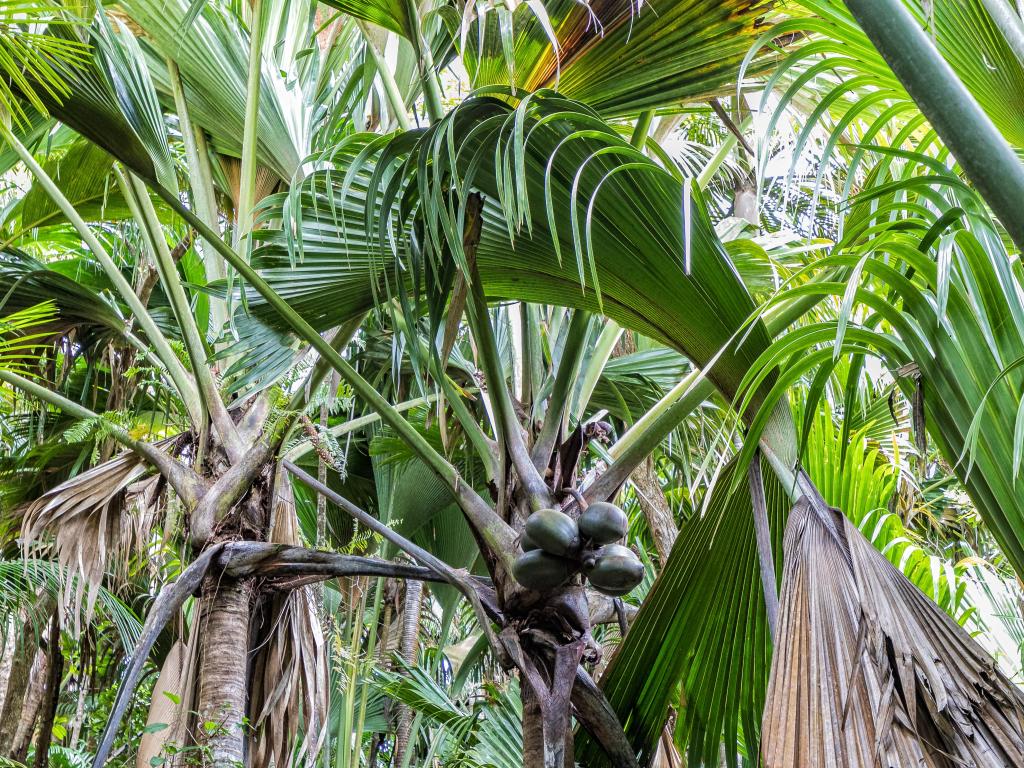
[
  {"x1": 34, "y1": 610, "x2": 64, "y2": 768},
  {"x1": 11, "y1": 647, "x2": 47, "y2": 762},
  {"x1": 504, "y1": 629, "x2": 585, "y2": 768},
  {"x1": 196, "y1": 576, "x2": 252, "y2": 767},
  {"x1": 394, "y1": 577, "x2": 423, "y2": 765},
  {"x1": 0, "y1": 621, "x2": 14, "y2": 711},
  {"x1": 0, "y1": 617, "x2": 37, "y2": 757},
  {"x1": 629, "y1": 457, "x2": 677, "y2": 562}
]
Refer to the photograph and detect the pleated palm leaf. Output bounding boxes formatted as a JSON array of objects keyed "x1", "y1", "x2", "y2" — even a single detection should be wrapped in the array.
[
  {"x1": 455, "y1": 0, "x2": 775, "y2": 116},
  {"x1": 763, "y1": 497, "x2": 1024, "y2": 768}
]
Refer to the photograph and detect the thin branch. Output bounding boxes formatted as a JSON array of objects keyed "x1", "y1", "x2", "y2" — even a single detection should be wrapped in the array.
[
  {"x1": 285, "y1": 461, "x2": 461, "y2": 581},
  {"x1": 136, "y1": 230, "x2": 193, "y2": 308},
  {"x1": 298, "y1": 414, "x2": 338, "y2": 468},
  {"x1": 152, "y1": 185, "x2": 517, "y2": 563},
  {"x1": 284, "y1": 461, "x2": 507, "y2": 659},
  {"x1": 0, "y1": 123, "x2": 203, "y2": 426},
  {"x1": 219, "y1": 542, "x2": 442, "y2": 582},
  {"x1": 0, "y1": 369, "x2": 203, "y2": 506},
  {"x1": 708, "y1": 98, "x2": 755, "y2": 157}
]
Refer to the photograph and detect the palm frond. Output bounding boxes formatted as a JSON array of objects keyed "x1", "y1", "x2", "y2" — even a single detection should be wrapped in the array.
[
  {"x1": 579, "y1": 455, "x2": 787, "y2": 766},
  {"x1": 253, "y1": 90, "x2": 772, "y2": 404},
  {"x1": 763, "y1": 497, "x2": 1024, "y2": 767},
  {"x1": 0, "y1": 1, "x2": 89, "y2": 127},
  {"x1": 460, "y1": 0, "x2": 775, "y2": 116}
]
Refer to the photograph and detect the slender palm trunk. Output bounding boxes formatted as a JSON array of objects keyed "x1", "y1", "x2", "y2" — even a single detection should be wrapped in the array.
[
  {"x1": 0, "y1": 612, "x2": 44, "y2": 759},
  {"x1": 0, "y1": 618, "x2": 14, "y2": 710},
  {"x1": 394, "y1": 578, "x2": 422, "y2": 766},
  {"x1": 11, "y1": 648, "x2": 47, "y2": 762},
  {"x1": 196, "y1": 576, "x2": 252, "y2": 767},
  {"x1": 34, "y1": 610, "x2": 64, "y2": 768}
]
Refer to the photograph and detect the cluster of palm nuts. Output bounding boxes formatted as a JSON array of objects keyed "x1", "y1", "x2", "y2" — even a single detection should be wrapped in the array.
[{"x1": 513, "y1": 500, "x2": 643, "y2": 596}]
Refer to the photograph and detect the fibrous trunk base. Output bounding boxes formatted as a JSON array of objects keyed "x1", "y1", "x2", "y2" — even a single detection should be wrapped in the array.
[{"x1": 196, "y1": 575, "x2": 252, "y2": 767}]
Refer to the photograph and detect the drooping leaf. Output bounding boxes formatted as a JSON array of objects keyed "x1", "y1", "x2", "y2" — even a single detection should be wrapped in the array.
[{"x1": 251, "y1": 92, "x2": 773, "y2": 405}]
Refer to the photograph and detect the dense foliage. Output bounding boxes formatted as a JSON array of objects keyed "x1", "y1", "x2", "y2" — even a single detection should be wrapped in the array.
[{"x1": 3, "y1": 0, "x2": 1024, "y2": 767}]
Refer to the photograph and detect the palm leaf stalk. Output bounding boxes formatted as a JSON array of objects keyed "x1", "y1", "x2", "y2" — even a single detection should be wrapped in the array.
[
  {"x1": 236, "y1": 0, "x2": 267, "y2": 248},
  {"x1": 840, "y1": 0, "x2": 1024, "y2": 249},
  {"x1": 0, "y1": 123, "x2": 202, "y2": 425}
]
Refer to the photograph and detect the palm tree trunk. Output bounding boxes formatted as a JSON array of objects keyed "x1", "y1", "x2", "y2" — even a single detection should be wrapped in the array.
[
  {"x1": 516, "y1": 638, "x2": 584, "y2": 768},
  {"x1": 0, "y1": 615, "x2": 43, "y2": 758},
  {"x1": 0, "y1": 620, "x2": 16, "y2": 719},
  {"x1": 394, "y1": 578, "x2": 422, "y2": 766},
  {"x1": 196, "y1": 576, "x2": 252, "y2": 767},
  {"x1": 11, "y1": 647, "x2": 48, "y2": 762},
  {"x1": 68, "y1": 675, "x2": 88, "y2": 749},
  {"x1": 34, "y1": 610, "x2": 64, "y2": 768},
  {"x1": 629, "y1": 457, "x2": 678, "y2": 562}
]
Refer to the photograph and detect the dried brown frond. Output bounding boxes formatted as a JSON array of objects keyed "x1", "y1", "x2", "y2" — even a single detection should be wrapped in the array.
[
  {"x1": 20, "y1": 450, "x2": 160, "y2": 629},
  {"x1": 763, "y1": 498, "x2": 1024, "y2": 767},
  {"x1": 249, "y1": 465, "x2": 327, "y2": 768}
]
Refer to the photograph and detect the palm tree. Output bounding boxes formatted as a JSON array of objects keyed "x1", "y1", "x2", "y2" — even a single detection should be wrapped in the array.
[{"x1": 4, "y1": 0, "x2": 1024, "y2": 767}]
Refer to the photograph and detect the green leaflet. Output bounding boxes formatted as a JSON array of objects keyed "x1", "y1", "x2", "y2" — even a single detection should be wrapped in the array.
[
  {"x1": 250, "y1": 92, "x2": 773, "y2": 405},
  {"x1": 458, "y1": 0, "x2": 775, "y2": 116},
  {"x1": 577, "y1": 455, "x2": 787, "y2": 767}
]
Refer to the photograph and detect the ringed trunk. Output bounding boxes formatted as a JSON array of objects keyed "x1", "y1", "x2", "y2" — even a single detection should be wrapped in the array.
[
  {"x1": 394, "y1": 577, "x2": 423, "y2": 765},
  {"x1": 196, "y1": 575, "x2": 252, "y2": 767}
]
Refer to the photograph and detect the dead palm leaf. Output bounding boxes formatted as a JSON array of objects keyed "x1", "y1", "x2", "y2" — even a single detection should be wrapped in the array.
[
  {"x1": 762, "y1": 495, "x2": 1024, "y2": 767},
  {"x1": 249, "y1": 464, "x2": 327, "y2": 768},
  {"x1": 20, "y1": 449, "x2": 157, "y2": 628}
]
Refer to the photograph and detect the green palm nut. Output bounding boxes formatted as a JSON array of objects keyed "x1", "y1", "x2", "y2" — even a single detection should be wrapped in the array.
[
  {"x1": 524, "y1": 508, "x2": 580, "y2": 556},
  {"x1": 519, "y1": 531, "x2": 541, "y2": 551},
  {"x1": 585, "y1": 543, "x2": 644, "y2": 596},
  {"x1": 578, "y1": 501, "x2": 629, "y2": 545},
  {"x1": 512, "y1": 549, "x2": 578, "y2": 591}
]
